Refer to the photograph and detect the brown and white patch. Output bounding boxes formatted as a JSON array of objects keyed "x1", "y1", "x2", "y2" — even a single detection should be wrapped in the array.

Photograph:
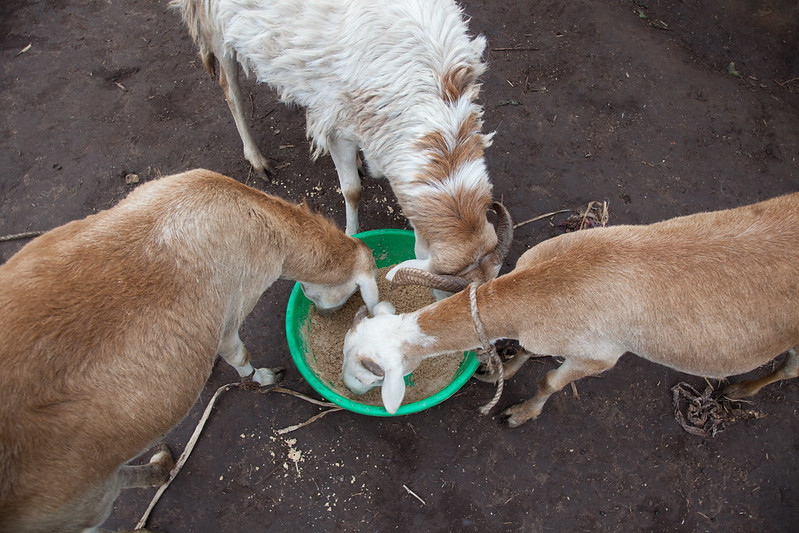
[
  {"x1": 415, "y1": 113, "x2": 487, "y2": 184},
  {"x1": 440, "y1": 64, "x2": 476, "y2": 104}
]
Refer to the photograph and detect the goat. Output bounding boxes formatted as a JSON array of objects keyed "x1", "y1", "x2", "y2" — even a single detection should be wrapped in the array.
[
  {"x1": 171, "y1": 0, "x2": 511, "y2": 284},
  {"x1": 342, "y1": 192, "x2": 799, "y2": 425},
  {"x1": 0, "y1": 169, "x2": 379, "y2": 532}
]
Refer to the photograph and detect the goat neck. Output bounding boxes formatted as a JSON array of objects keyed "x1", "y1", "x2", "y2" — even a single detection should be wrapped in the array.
[{"x1": 406, "y1": 278, "x2": 519, "y2": 358}]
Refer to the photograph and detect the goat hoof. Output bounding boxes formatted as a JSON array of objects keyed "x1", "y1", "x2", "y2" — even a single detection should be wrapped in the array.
[
  {"x1": 150, "y1": 444, "x2": 174, "y2": 465},
  {"x1": 248, "y1": 366, "x2": 285, "y2": 387},
  {"x1": 246, "y1": 149, "x2": 274, "y2": 180},
  {"x1": 499, "y1": 406, "x2": 535, "y2": 428},
  {"x1": 149, "y1": 444, "x2": 175, "y2": 481},
  {"x1": 254, "y1": 163, "x2": 275, "y2": 181},
  {"x1": 271, "y1": 367, "x2": 286, "y2": 383},
  {"x1": 721, "y1": 382, "x2": 753, "y2": 400},
  {"x1": 499, "y1": 413, "x2": 523, "y2": 428}
]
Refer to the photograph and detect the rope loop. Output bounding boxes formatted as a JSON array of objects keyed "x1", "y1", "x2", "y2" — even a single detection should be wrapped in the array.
[{"x1": 468, "y1": 282, "x2": 504, "y2": 415}]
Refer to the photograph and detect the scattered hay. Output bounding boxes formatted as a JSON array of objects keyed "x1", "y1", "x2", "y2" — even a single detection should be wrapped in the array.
[
  {"x1": 556, "y1": 200, "x2": 609, "y2": 232},
  {"x1": 513, "y1": 200, "x2": 609, "y2": 232},
  {"x1": 671, "y1": 381, "x2": 763, "y2": 437}
]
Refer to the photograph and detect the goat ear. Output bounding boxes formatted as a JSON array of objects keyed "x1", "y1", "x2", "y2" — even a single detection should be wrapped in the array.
[
  {"x1": 381, "y1": 365, "x2": 406, "y2": 414},
  {"x1": 362, "y1": 358, "x2": 384, "y2": 377},
  {"x1": 350, "y1": 305, "x2": 369, "y2": 331}
]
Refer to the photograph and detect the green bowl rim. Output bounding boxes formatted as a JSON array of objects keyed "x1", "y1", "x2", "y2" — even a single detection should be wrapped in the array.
[{"x1": 285, "y1": 228, "x2": 479, "y2": 416}]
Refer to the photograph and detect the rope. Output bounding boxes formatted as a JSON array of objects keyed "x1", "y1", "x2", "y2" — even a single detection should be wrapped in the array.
[
  {"x1": 136, "y1": 381, "x2": 238, "y2": 530},
  {"x1": 468, "y1": 282, "x2": 504, "y2": 415},
  {"x1": 0, "y1": 230, "x2": 45, "y2": 242},
  {"x1": 135, "y1": 380, "x2": 342, "y2": 529}
]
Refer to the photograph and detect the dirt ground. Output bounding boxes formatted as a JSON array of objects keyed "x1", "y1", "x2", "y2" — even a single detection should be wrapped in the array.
[{"x1": 2, "y1": 0, "x2": 798, "y2": 531}]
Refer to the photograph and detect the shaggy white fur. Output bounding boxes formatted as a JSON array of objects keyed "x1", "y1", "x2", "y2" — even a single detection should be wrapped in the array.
[{"x1": 174, "y1": 0, "x2": 499, "y2": 280}]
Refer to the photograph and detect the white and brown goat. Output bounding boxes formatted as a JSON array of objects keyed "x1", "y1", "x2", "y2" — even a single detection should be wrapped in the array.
[
  {"x1": 0, "y1": 169, "x2": 378, "y2": 532},
  {"x1": 342, "y1": 193, "x2": 799, "y2": 425},
  {"x1": 171, "y1": 0, "x2": 509, "y2": 284}
]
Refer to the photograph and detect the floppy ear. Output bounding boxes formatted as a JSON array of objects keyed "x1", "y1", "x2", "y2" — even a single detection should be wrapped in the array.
[
  {"x1": 381, "y1": 365, "x2": 406, "y2": 414},
  {"x1": 350, "y1": 305, "x2": 369, "y2": 332},
  {"x1": 361, "y1": 358, "x2": 384, "y2": 377}
]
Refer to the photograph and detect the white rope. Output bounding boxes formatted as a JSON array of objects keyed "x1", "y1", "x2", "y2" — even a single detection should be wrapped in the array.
[
  {"x1": 0, "y1": 230, "x2": 45, "y2": 242},
  {"x1": 136, "y1": 382, "x2": 237, "y2": 530},
  {"x1": 135, "y1": 381, "x2": 344, "y2": 529},
  {"x1": 468, "y1": 282, "x2": 504, "y2": 415}
]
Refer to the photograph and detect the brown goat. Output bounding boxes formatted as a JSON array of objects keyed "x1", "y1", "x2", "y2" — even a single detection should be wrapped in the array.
[
  {"x1": 0, "y1": 169, "x2": 378, "y2": 532},
  {"x1": 342, "y1": 192, "x2": 799, "y2": 423}
]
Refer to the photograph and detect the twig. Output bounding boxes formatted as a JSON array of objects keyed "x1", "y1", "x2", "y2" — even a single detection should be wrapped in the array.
[
  {"x1": 266, "y1": 386, "x2": 338, "y2": 408},
  {"x1": 648, "y1": 20, "x2": 672, "y2": 31},
  {"x1": 403, "y1": 484, "x2": 427, "y2": 505},
  {"x1": 776, "y1": 77, "x2": 799, "y2": 87},
  {"x1": 579, "y1": 200, "x2": 609, "y2": 229},
  {"x1": 276, "y1": 407, "x2": 343, "y2": 435},
  {"x1": 136, "y1": 382, "x2": 238, "y2": 530},
  {"x1": 493, "y1": 46, "x2": 540, "y2": 52},
  {"x1": 0, "y1": 230, "x2": 46, "y2": 242},
  {"x1": 254, "y1": 464, "x2": 282, "y2": 486},
  {"x1": 513, "y1": 209, "x2": 573, "y2": 229},
  {"x1": 570, "y1": 381, "x2": 580, "y2": 400}
]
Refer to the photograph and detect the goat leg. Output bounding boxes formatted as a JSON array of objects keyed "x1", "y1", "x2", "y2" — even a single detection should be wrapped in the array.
[
  {"x1": 500, "y1": 356, "x2": 617, "y2": 428},
  {"x1": 219, "y1": 330, "x2": 283, "y2": 386},
  {"x1": 118, "y1": 444, "x2": 175, "y2": 489},
  {"x1": 473, "y1": 348, "x2": 535, "y2": 383},
  {"x1": 723, "y1": 347, "x2": 799, "y2": 399},
  {"x1": 217, "y1": 54, "x2": 273, "y2": 178}
]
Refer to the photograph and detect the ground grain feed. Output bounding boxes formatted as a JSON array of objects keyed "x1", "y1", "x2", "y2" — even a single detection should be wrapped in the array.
[{"x1": 308, "y1": 266, "x2": 465, "y2": 406}]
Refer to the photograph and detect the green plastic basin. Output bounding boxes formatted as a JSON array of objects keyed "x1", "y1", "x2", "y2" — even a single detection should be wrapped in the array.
[{"x1": 285, "y1": 228, "x2": 478, "y2": 416}]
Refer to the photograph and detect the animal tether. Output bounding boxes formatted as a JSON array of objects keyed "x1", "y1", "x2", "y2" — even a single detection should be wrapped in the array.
[{"x1": 469, "y1": 281, "x2": 504, "y2": 415}]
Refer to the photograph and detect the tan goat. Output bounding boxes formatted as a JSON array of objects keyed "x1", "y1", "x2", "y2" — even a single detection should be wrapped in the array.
[
  {"x1": 342, "y1": 192, "x2": 799, "y2": 424},
  {"x1": 0, "y1": 169, "x2": 379, "y2": 532}
]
